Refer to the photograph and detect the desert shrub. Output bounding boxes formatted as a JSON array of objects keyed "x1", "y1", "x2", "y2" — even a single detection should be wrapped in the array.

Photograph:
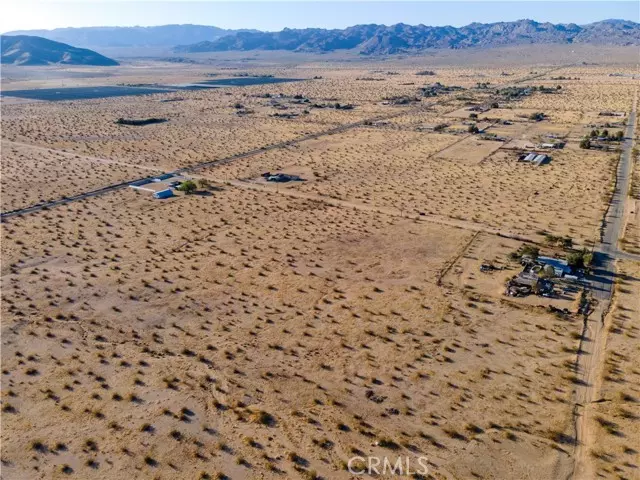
[
  {"x1": 251, "y1": 410, "x2": 275, "y2": 426},
  {"x1": 377, "y1": 436, "x2": 400, "y2": 449}
]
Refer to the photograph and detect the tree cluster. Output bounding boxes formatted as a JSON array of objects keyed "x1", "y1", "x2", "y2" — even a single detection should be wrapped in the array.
[
  {"x1": 589, "y1": 129, "x2": 624, "y2": 141},
  {"x1": 566, "y1": 249, "x2": 593, "y2": 269}
]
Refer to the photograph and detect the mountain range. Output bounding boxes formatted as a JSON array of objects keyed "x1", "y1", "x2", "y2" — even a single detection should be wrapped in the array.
[
  {"x1": 3, "y1": 24, "x2": 256, "y2": 49},
  {"x1": 174, "y1": 19, "x2": 640, "y2": 55},
  {"x1": 1, "y1": 35, "x2": 119, "y2": 66},
  {"x1": 3, "y1": 19, "x2": 639, "y2": 59}
]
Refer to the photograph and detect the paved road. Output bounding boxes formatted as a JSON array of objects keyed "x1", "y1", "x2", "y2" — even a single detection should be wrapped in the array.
[
  {"x1": 571, "y1": 96, "x2": 636, "y2": 480},
  {"x1": 589, "y1": 107, "x2": 637, "y2": 300},
  {"x1": 611, "y1": 249, "x2": 640, "y2": 262}
]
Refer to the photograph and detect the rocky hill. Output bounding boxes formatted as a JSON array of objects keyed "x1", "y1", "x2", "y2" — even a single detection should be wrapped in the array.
[
  {"x1": 174, "y1": 19, "x2": 640, "y2": 55},
  {"x1": 1, "y1": 35, "x2": 119, "y2": 66},
  {"x1": 4, "y1": 24, "x2": 257, "y2": 49}
]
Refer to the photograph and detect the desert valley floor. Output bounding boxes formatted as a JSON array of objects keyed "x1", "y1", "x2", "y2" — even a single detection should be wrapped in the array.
[{"x1": 1, "y1": 46, "x2": 639, "y2": 480}]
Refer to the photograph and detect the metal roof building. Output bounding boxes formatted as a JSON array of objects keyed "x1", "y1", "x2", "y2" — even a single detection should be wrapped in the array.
[
  {"x1": 534, "y1": 154, "x2": 548, "y2": 165},
  {"x1": 153, "y1": 188, "x2": 174, "y2": 199}
]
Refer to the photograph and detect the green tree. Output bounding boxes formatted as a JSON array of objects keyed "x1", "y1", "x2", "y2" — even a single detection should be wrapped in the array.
[
  {"x1": 545, "y1": 233, "x2": 560, "y2": 244},
  {"x1": 540, "y1": 265, "x2": 556, "y2": 278},
  {"x1": 579, "y1": 138, "x2": 591, "y2": 149},
  {"x1": 521, "y1": 245, "x2": 540, "y2": 259},
  {"x1": 196, "y1": 178, "x2": 211, "y2": 190},
  {"x1": 566, "y1": 253, "x2": 582, "y2": 268},
  {"x1": 582, "y1": 252, "x2": 593, "y2": 267},
  {"x1": 566, "y1": 249, "x2": 592, "y2": 270},
  {"x1": 616, "y1": 131, "x2": 624, "y2": 140},
  {"x1": 177, "y1": 180, "x2": 197, "y2": 194},
  {"x1": 468, "y1": 124, "x2": 479, "y2": 134},
  {"x1": 196, "y1": 178, "x2": 210, "y2": 190}
]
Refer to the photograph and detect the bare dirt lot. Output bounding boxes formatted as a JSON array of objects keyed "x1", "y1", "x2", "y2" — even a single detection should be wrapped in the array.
[
  {"x1": 590, "y1": 260, "x2": 640, "y2": 479},
  {"x1": 201, "y1": 122, "x2": 615, "y2": 244},
  {"x1": 2, "y1": 47, "x2": 638, "y2": 480}
]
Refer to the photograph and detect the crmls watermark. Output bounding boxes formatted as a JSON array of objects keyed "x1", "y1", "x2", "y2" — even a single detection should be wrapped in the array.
[{"x1": 347, "y1": 456, "x2": 429, "y2": 476}]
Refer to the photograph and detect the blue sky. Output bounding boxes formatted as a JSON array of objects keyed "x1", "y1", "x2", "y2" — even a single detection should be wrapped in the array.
[{"x1": 3, "y1": 1, "x2": 639, "y2": 33}]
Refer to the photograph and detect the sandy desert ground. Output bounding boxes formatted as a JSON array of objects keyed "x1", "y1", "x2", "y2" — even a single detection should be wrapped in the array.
[
  {"x1": 621, "y1": 138, "x2": 640, "y2": 255},
  {"x1": 1, "y1": 47, "x2": 638, "y2": 480},
  {"x1": 590, "y1": 260, "x2": 640, "y2": 480}
]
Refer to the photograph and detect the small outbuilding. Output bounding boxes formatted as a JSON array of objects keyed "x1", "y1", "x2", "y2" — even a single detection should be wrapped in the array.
[{"x1": 153, "y1": 188, "x2": 174, "y2": 199}]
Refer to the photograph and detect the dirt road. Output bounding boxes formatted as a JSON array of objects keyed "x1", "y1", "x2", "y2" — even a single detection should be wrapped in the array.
[
  {"x1": 1, "y1": 66, "x2": 568, "y2": 219},
  {"x1": 202, "y1": 176, "x2": 543, "y2": 244}
]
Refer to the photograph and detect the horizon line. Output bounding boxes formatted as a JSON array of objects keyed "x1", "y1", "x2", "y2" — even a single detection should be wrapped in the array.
[{"x1": 4, "y1": 17, "x2": 638, "y2": 34}]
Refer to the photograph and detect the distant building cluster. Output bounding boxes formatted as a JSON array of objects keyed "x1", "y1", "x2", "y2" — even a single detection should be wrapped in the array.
[{"x1": 129, "y1": 174, "x2": 190, "y2": 199}]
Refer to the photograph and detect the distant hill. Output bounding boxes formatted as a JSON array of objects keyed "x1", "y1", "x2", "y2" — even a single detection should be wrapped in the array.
[
  {"x1": 174, "y1": 19, "x2": 640, "y2": 55},
  {"x1": 1, "y1": 35, "x2": 119, "y2": 66},
  {"x1": 4, "y1": 24, "x2": 257, "y2": 49}
]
